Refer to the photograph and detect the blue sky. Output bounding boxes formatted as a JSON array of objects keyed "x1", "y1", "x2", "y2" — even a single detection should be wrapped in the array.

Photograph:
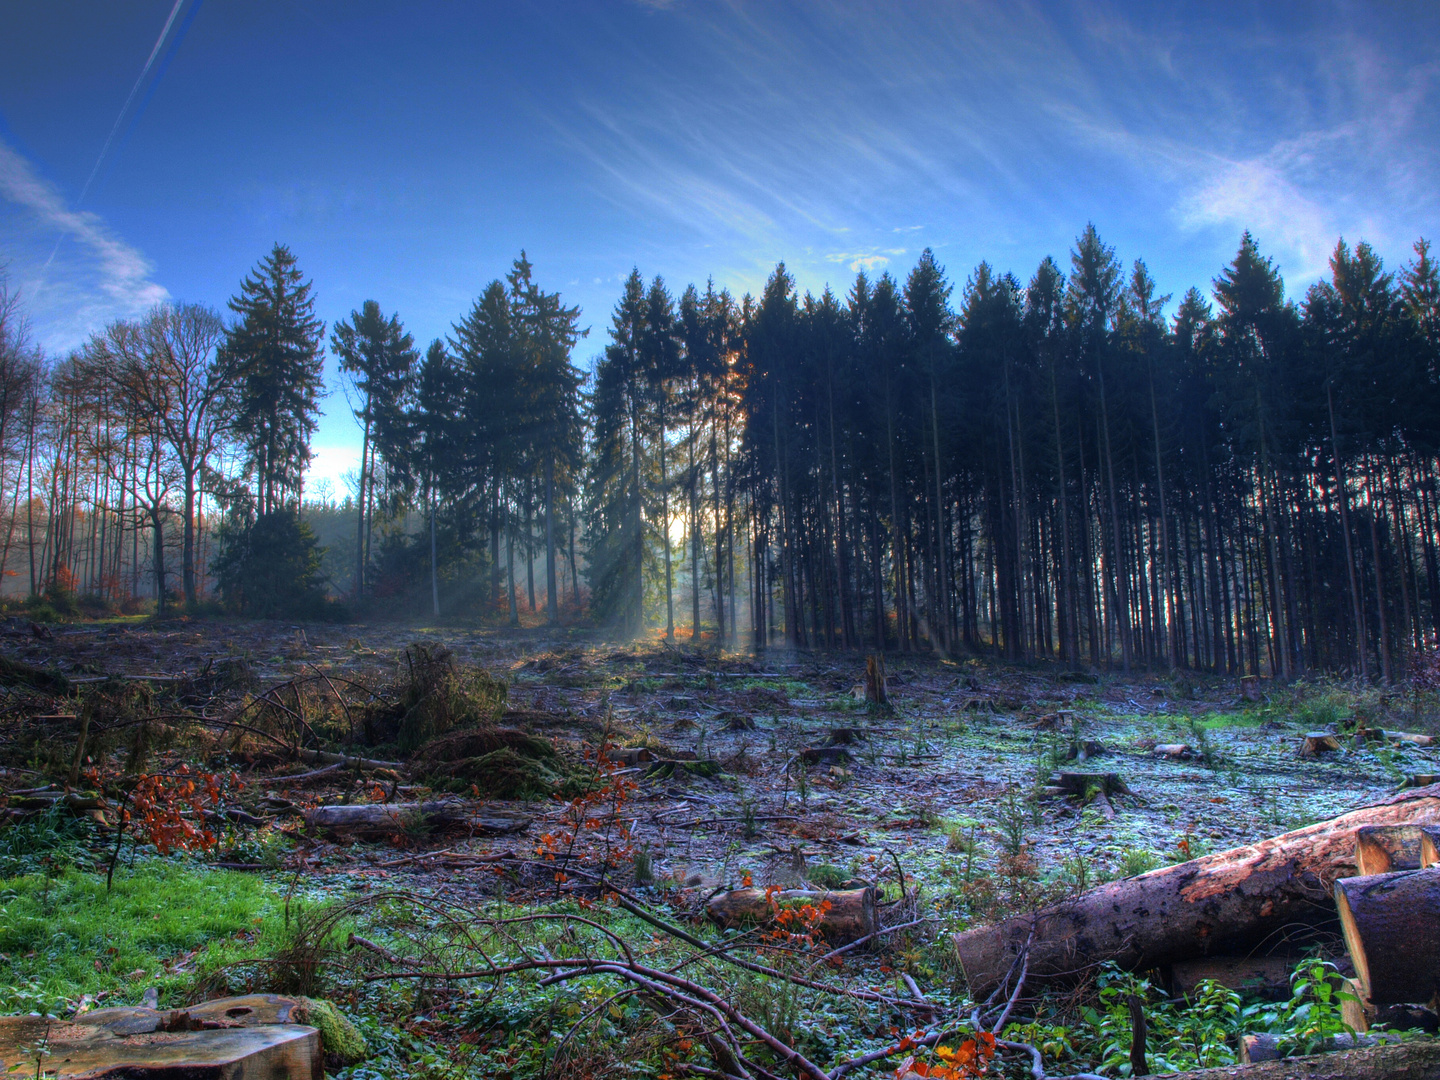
[{"x1": 2, "y1": 1, "x2": 1437, "y2": 496}]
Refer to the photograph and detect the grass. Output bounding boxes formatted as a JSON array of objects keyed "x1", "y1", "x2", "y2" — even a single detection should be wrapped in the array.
[{"x1": 0, "y1": 860, "x2": 286, "y2": 1009}]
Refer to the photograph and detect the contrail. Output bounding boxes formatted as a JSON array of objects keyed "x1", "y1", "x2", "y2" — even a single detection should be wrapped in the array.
[{"x1": 77, "y1": 0, "x2": 188, "y2": 206}]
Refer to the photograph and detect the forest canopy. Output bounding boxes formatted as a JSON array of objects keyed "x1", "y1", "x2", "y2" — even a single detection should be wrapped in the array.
[{"x1": 1, "y1": 226, "x2": 1437, "y2": 682}]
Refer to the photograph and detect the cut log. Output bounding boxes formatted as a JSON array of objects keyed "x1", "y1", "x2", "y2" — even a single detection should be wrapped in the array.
[
  {"x1": 1336, "y1": 867, "x2": 1440, "y2": 1005},
  {"x1": 864, "y1": 654, "x2": 887, "y2": 705},
  {"x1": 1159, "y1": 1039, "x2": 1440, "y2": 1078},
  {"x1": 1240, "y1": 1031, "x2": 1399, "y2": 1064},
  {"x1": 953, "y1": 783, "x2": 1440, "y2": 998},
  {"x1": 1404, "y1": 774, "x2": 1440, "y2": 790},
  {"x1": 1167, "y1": 954, "x2": 1300, "y2": 1001},
  {"x1": 1421, "y1": 826, "x2": 1440, "y2": 868},
  {"x1": 1154, "y1": 743, "x2": 1197, "y2": 760},
  {"x1": 1355, "y1": 824, "x2": 1425, "y2": 875},
  {"x1": 1342, "y1": 977, "x2": 1374, "y2": 1033},
  {"x1": 706, "y1": 886, "x2": 876, "y2": 943},
  {"x1": 0, "y1": 1014, "x2": 320, "y2": 1080},
  {"x1": 304, "y1": 801, "x2": 531, "y2": 838},
  {"x1": 1301, "y1": 732, "x2": 1340, "y2": 757}
]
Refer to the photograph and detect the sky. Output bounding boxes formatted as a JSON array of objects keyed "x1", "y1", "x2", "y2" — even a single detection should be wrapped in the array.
[{"x1": 2, "y1": 0, "x2": 1438, "y2": 497}]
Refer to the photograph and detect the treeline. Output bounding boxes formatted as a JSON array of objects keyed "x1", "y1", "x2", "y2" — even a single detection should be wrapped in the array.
[
  {"x1": 589, "y1": 228, "x2": 1440, "y2": 682},
  {"x1": 1, "y1": 225, "x2": 1437, "y2": 681}
]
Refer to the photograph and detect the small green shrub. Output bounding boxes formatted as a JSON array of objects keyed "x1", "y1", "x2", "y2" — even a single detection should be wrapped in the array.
[{"x1": 1116, "y1": 848, "x2": 1161, "y2": 877}]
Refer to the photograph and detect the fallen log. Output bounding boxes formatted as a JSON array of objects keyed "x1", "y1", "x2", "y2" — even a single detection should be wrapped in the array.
[
  {"x1": 1154, "y1": 1037, "x2": 1440, "y2": 1079},
  {"x1": 953, "y1": 783, "x2": 1440, "y2": 998},
  {"x1": 1154, "y1": 743, "x2": 1197, "y2": 760},
  {"x1": 1167, "y1": 954, "x2": 1300, "y2": 1001},
  {"x1": 706, "y1": 886, "x2": 876, "y2": 944},
  {"x1": 296, "y1": 748, "x2": 402, "y2": 771},
  {"x1": 1355, "y1": 824, "x2": 1425, "y2": 875},
  {"x1": 1336, "y1": 867, "x2": 1440, "y2": 1004},
  {"x1": 1240, "y1": 1032, "x2": 1400, "y2": 1064},
  {"x1": 304, "y1": 801, "x2": 531, "y2": 838}
]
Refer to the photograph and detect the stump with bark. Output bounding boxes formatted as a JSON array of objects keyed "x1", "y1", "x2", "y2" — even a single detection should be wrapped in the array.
[
  {"x1": 1335, "y1": 867, "x2": 1440, "y2": 1005},
  {"x1": 706, "y1": 886, "x2": 876, "y2": 943},
  {"x1": 864, "y1": 654, "x2": 887, "y2": 705},
  {"x1": 1301, "y1": 732, "x2": 1341, "y2": 757},
  {"x1": 953, "y1": 784, "x2": 1440, "y2": 997}
]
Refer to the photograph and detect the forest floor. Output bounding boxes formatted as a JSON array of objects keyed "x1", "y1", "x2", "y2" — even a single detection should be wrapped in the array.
[{"x1": 1, "y1": 615, "x2": 1435, "y2": 1079}]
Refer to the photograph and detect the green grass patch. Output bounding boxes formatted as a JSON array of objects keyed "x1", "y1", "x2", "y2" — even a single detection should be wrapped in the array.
[{"x1": 0, "y1": 860, "x2": 286, "y2": 1008}]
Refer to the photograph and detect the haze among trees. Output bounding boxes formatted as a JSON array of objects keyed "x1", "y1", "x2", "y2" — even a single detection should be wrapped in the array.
[{"x1": 2, "y1": 225, "x2": 1438, "y2": 682}]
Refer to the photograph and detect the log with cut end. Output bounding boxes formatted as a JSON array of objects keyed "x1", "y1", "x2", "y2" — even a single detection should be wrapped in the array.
[
  {"x1": 1355, "y1": 824, "x2": 1425, "y2": 875},
  {"x1": 1422, "y1": 826, "x2": 1440, "y2": 868},
  {"x1": 1336, "y1": 867, "x2": 1440, "y2": 1005},
  {"x1": 706, "y1": 886, "x2": 876, "y2": 943},
  {"x1": 953, "y1": 784, "x2": 1440, "y2": 998},
  {"x1": 1154, "y1": 743, "x2": 1196, "y2": 760},
  {"x1": 1301, "y1": 732, "x2": 1341, "y2": 756},
  {"x1": 304, "y1": 801, "x2": 531, "y2": 838},
  {"x1": 1159, "y1": 1039, "x2": 1440, "y2": 1078}
]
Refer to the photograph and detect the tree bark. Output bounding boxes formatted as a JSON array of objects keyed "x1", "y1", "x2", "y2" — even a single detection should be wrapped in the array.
[
  {"x1": 705, "y1": 886, "x2": 876, "y2": 944},
  {"x1": 953, "y1": 784, "x2": 1440, "y2": 997},
  {"x1": 1156, "y1": 1038, "x2": 1440, "y2": 1079},
  {"x1": 1335, "y1": 867, "x2": 1440, "y2": 1004}
]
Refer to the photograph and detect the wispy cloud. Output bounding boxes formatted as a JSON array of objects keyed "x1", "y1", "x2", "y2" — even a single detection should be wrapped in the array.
[{"x1": 0, "y1": 139, "x2": 168, "y2": 352}]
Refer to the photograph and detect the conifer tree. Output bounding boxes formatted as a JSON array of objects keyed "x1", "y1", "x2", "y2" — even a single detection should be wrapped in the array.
[{"x1": 223, "y1": 244, "x2": 325, "y2": 516}]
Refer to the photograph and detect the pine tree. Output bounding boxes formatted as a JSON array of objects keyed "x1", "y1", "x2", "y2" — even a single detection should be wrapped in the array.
[{"x1": 223, "y1": 244, "x2": 325, "y2": 516}]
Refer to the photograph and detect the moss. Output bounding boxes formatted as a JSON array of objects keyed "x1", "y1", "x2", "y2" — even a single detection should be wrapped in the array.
[{"x1": 299, "y1": 997, "x2": 368, "y2": 1062}]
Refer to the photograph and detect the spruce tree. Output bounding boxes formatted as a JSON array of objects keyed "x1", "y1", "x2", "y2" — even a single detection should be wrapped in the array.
[{"x1": 223, "y1": 244, "x2": 325, "y2": 515}]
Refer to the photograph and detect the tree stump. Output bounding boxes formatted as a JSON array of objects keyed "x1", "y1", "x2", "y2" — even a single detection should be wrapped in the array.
[
  {"x1": 1301, "y1": 732, "x2": 1341, "y2": 757},
  {"x1": 705, "y1": 886, "x2": 877, "y2": 943},
  {"x1": 1336, "y1": 867, "x2": 1440, "y2": 1004},
  {"x1": 798, "y1": 746, "x2": 852, "y2": 768},
  {"x1": 1051, "y1": 772, "x2": 1135, "y2": 798},
  {"x1": 864, "y1": 654, "x2": 887, "y2": 705},
  {"x1": 1240, "y1": 675, "x2": 1262, "y2": 702},
  {"x1": 0, "y1": 1015, "x2": 321, "y2": 1080},
  {"x1": 1402, "y1": 774, "x2": 1440, "y2": 790},
  {"x1": 1355, "y1": 824, "x2": 1425, "y2": 876}
]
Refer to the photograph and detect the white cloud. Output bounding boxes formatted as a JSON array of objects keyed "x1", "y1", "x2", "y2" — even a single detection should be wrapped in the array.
[
  {"x1": 0, "y1": 139, "x2": 168, "y2": 352},
  {"x1": 826, "y1": 251, "x2": 890, "y2": 272},
  {"x1": 1178, "y1": 157, "x2": 1337, "y2": 281}
]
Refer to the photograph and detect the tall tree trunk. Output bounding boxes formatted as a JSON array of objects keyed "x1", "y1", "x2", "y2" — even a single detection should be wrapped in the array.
[
  {"x1": 354, "y1": 411, "x2": 370, "y2": 599},
  {"x1": 1328, "y1": 385, "x2": 1368, "y2": 678},
  {"x1": 545, "y1": 454, "x2": 558, "y2": 624}
]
